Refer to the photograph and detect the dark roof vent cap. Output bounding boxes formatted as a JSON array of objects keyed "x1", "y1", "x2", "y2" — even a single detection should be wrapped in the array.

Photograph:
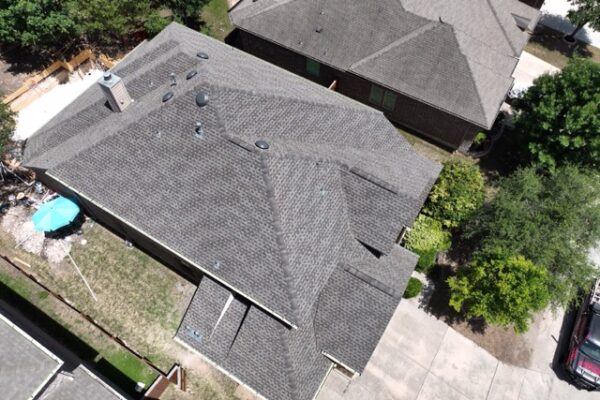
[
  {"x1": 255, "y1": 140, "x2": 270, "y2": 150},
  {"x1": 197, "y1": 51, "x2": 209, "y2": 59},
  {"x1": 195, "y1": 92, "x2": 209, "y2": 107},
  {"x1": 186, "y1": 70, "x2": 198, "y2": 80},
  {"x1": 162, "y1": 91, "x2": 174, "y2": 102}
]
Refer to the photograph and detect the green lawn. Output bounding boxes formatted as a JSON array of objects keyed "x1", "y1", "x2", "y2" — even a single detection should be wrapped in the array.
[
  {"x1": 200, "y1": 0, "x2": 233, "y2": 41},
  {"x1": 0, "y1": 260, "x2": 158, "y2": 392}
]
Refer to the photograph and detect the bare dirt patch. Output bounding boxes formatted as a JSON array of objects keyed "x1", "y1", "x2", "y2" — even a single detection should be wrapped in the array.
[{"x1": 421, "y1": 265, "x2": 537, "y2": 368}]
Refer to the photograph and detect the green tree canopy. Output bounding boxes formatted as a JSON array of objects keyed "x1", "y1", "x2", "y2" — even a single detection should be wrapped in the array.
[
  {"x1": 464, "y1": 166, "x2": 600, "y2": 306},
  {"x1": 448, "y1": 251, "x2": 550, "y2": 333},
  {"x1": 566, "y1": 0, "x2": 600, "y2": 39},
  {"x1": 513, "y1": 59, "x2": 600, "y2": 172},
  {"x1": 423, "y1": 160, "x2": 485, "y2": 228},
  {"x1": 0, "y1": 0, "x2": 77, "y2": 51},
  {"x1": 0, "y1": 102, "x2": 16, "y2": 157}
]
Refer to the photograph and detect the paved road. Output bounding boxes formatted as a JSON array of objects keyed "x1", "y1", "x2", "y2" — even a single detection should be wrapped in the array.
[{"x1": 317, "y1": 300, "x2": 598, "y2": 400}]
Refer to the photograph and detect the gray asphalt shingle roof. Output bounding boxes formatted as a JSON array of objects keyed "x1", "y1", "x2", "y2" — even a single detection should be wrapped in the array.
[
  {"x1": 24, "y1": 23, "x2": 439, "y2": 400},
  {"x1": 230, "y1": 0, "x2": 540, "y2": 128},
  {"x1": 0, "y1": 313, "x2": 62, "y2": 400}
]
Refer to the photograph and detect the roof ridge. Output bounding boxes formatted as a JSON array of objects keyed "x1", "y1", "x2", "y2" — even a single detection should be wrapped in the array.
[
  {"x1": 349, "y1": 21, "x2": 438, "y2": 70},
  {"x1": 277, "y1": 320, "x2": 300, "y2": 400},
  {"x1": 258, "y1": 153, "x2": 301, "y2": 325}
]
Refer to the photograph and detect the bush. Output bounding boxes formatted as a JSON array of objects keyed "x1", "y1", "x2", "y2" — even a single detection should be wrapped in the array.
[
  {"x1": 404, "y1": 215, "x2": 451, "y2": 273},
  {"x1": 473, "y1": 131, "x2": 487, "y2": 146},
  {"x1": 448, "y1": 251, "x2": 550, "y2": 333},
  {"x1": 403, "y1": 277, "x2": 423, "y2": 299},
  {"x1": 423, "y1": 160, "x2": 485, "y2": 229}
]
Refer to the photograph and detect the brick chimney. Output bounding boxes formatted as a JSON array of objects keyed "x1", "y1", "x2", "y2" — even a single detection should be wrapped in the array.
[{"x1": 98, "y1": 72, "x2": 132, "y2": 112}]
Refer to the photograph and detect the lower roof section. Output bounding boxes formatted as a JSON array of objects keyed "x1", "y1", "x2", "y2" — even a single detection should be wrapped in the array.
[{"x1": 177, "y1": 242, "x2": 418, "y2": 400}]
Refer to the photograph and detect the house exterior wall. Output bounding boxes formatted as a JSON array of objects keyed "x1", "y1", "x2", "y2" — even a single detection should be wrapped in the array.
[
  {"x1": 37, "y1": 172, "x2": 203, "y2": 285},
  {"x1": 238, "y1": 30, "x2": 482, "y2": 151}
]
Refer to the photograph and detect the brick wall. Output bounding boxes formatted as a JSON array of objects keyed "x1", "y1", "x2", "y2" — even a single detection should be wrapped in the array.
[{"x1": 238, "y1": 30, "x2": 482, "y2": 151}]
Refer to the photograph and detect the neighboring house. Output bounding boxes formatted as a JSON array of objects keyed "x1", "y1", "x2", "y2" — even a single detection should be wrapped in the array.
[
  {"x1": 23, "y1": 23, "x2": 440, "y2": 400},
  {"x1": 229, "y1": 0, "x2": 541, "y2": 151},
  {"x1": 0, "y1": 309, "x2": 126, "y2": 400}
]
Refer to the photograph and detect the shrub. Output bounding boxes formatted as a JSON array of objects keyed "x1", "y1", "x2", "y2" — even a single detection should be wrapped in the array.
[
  {"x1": 404, "y1": 215, "x2": 451, "y2": 273},
  {"x1": 403, "y1": 277, "x2": 423, "y2": 299},
  {"x1": 423, "y1": 160, "x2": 485, "y2": 229},
  {"x1": 473, "y1": 131, "x2": 487, "y2": 146},
  {"x1": 448, "y1": 251, "x2": 550, "y2": 333}
]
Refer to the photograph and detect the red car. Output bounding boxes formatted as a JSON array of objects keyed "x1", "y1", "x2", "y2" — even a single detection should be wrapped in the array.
[{"x1": 565, "y1": 279, "x2": 600, "y2": 390}]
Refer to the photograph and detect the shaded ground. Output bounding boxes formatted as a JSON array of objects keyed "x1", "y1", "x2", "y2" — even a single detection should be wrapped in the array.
[
  {"x1": 525, "y1": 25, "x2": 600, "y2": 68},
  {"x1": 0, "y1": 58, "x2": 34, "y2": 95}
]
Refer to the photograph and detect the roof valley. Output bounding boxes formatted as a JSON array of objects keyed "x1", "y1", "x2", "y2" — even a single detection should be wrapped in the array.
[{"x1": 258, "y1": 152, "x2": 301, "y2": 325}]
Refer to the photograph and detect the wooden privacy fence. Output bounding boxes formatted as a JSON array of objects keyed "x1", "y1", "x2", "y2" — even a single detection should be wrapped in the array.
[{"x1": 2, "y1": 49, "x2": 116, "y2": 111}]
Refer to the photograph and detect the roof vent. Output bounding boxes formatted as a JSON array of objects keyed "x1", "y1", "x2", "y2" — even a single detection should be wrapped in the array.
[
  {"x1": 195, "y1": 92, "x2": 209, "y2": 107},
  {"x1": 213, "y1": 260, "x2": 221, "y2": 270},
  {"x1": 162, "y1": 91, "x2": 174, "y2": 102},
  {"x1": 194, "y1": 122, "x2": 204, "y2": 138},
  {"x1": 155, "y1": 129, "x2": 161, "y2": 138},
  {"x1": 98, "y1": 72, "x2": 132, "y2": 112},
  {"x1": 255, "y1": 140, "x2": 270, "y2": 150},
  {"x1": 197, "y1": 51, "x2": 209, "y2": 59},
  {"x1": 186, "y1": 70, "x2": 198, "y2": 80},
  {"x1": 316, "y1": 27, "x2": 323, "y2": 33},
  {"x1": 169, "y1": 73, "x2": 177, "y2": 86}
]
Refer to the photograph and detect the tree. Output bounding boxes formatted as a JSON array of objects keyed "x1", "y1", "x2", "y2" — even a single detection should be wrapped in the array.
[
  {"x1": 404, "y1": 215, "x2": 451, "y2": 273},
  {"x1": 513, "y1": 59, "x2": 600, "y2": 172},
  {"x1": 448, "y1": 251, "x2": 550, "y2": 333},
  {"x1": 162, "y1": 0, "x2": 207, "y2": 19},
  {"x1": 66, "y1": 0, "x2": 168, "y2": 43},
  {"x1": 566, "y1": 0, "x2": 600, "y2": 41},
  {"x1": 0, "y1": 1, "x2": 77, "y2": 52},
  {"x1": 0, "y1": 102, "x2": 16, "y2": 157},
  {"x1": 464, "y1": 166, "x2": 600, "y2": 306},
  {"x1": 423, "y1": 160, "x2": 485, "y2": 228}
]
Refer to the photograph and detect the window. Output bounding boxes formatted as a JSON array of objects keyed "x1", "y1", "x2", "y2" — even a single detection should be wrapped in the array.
[
  {"x1": 369, "y1": 84, "x2": 397, "y2": 112},
  {"x1": 369, "y1": 85, "x2": 384, "y2": 105},
  {"x1": 306, "y1": 58, "x2": 320, "y2": 77},
  {"x1": 382, "y1": 91, "x2": 397, "y2": 111}
]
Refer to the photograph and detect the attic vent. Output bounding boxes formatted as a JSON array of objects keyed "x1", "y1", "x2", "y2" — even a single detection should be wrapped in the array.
[
  {"x1": 195, "y1": 92, "x2": 209, "y2": 107},
  {"x1": 255, "y1": 140, "x2": 270, "y2": 150},
  {"x1": 98, "y1": 72, "x2": 132, "y2": 112},
  {"x1": 186, "y1": 70, "x2": 198, "y2": 80},
  {"x1": 169, "y1": 73, "x2": 177, "y2": 86},
  {"x1": 194, "y1": 122, "x2": 204, "y2": 138},
  {"x1": 162, "y1": 91, "x2": 174, "y2": 102},
  {"x1": 196, "y1": 51, "x2": 209, "y2": 59}
]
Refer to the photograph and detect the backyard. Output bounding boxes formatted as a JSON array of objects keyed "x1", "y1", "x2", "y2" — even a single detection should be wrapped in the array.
[{"x1": 0, "y1": 207, "x2": 237, "y2": 399}]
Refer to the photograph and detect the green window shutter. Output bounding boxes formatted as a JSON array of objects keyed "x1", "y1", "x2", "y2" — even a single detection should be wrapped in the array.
[
  {"x1": 306, "y1": 58, "x2": 320, "y2": 76},
  {"x1": 382, "y1": 90, "x2": 397, "y2": 111},
  {"x1": 369, "y1": 85, "x2": 384, "y2": 105}
]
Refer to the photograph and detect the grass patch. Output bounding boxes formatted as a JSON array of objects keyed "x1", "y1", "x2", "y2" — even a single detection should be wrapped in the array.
[
  {"x1": 0, "y1": 261, "x2": 158, "y2": 394},
  {"x1": 104, "y1": 350, "x2": 157, "y2": 386},
  {"x1": 525, "y1": 25, "x2": 600, "y2": 69},
  {"x1": 200, "y1": 0, "x2": 233, "y2": 41}
]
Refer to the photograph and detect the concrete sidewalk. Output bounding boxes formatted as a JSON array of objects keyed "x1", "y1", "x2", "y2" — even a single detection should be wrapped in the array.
[
  {"x1": 511, "y1": 51, "x2": 560, "y2": 94},
  {"x1": 317, "y1": 300, "x2": 598, "y2": 400}
]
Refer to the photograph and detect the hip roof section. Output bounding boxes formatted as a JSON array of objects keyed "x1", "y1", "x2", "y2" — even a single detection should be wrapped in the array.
[{"x1": 230, "y1": 0, "x2": 540, "y2": 128}]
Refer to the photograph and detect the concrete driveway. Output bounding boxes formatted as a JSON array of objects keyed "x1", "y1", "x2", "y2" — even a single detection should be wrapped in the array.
[
  {"x1": 511, "y1": 51, "x2": 559, "y2": 93},
  {"x1": 317, "y1": 300, "x2": 598, "y2": 400}
]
